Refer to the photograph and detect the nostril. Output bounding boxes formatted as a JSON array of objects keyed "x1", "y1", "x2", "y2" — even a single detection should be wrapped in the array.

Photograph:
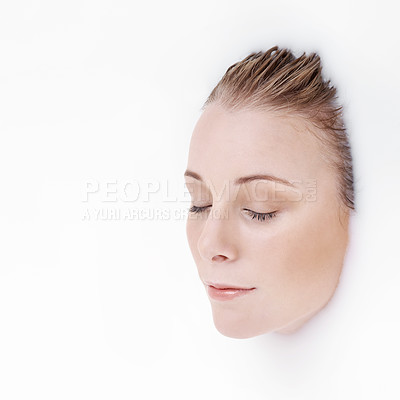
[{"x1": 212, "y1": 255, "x2": 228, "y2": 262}]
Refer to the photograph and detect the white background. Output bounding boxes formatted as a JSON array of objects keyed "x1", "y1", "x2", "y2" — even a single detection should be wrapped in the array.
[{"x1": 1, "y1": 0, "x2": 399, "y2": 399}]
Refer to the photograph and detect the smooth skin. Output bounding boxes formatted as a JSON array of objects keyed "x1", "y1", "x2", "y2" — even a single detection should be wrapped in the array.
[{"x1": 184, "y1": 103, "x2": 350, "y2": 338}]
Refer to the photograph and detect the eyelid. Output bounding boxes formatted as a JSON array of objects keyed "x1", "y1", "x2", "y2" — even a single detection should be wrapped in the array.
[
  {"x1": 188, "y1": 205, "x2": 211, "y2": 213},
  {"x1": 188, "y1": 205, "x2": 278, "y2": 222},
  {"x1": 242, "y1": 208, "x2": 278, "y2": 222}
]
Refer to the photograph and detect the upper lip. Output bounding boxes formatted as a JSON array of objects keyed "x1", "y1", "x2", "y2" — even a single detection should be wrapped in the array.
[{"x1": 204, "y1": 281, "x2": 256, "y2": 290}]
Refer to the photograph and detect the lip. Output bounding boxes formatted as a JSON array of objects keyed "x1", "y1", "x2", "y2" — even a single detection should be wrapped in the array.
[
  {"x1": 204, "y1": 282, "x2": 256, "y2": 301},
  {"x1": 204, "y1": 281, "x2": 255, "y2": 290}
]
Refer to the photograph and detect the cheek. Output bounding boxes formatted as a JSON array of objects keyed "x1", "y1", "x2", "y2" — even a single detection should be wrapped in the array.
[
  {"x1": 242, "y1": 226, "x2": 296, "y2": 288},
  {"x1": 249, "y1": 207, "x2": 348, "y2": 308},
  {"x1": 186, "y1": 219, "x2": 201, "y2": 259}
]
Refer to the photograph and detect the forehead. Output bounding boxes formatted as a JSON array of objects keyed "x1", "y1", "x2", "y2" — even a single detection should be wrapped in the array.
[{"x1": 187, "y1": 103, "x2": 327, "y2": 184}]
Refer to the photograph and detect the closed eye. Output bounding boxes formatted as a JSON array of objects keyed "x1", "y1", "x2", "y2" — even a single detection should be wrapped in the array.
[
  {"x1": 188, "y1": 205, "x2": 278, "y2": 222},
  {"x1": 242, "y1": 208, "x2": 278, "y2": 222},
  {"x1": 189, "y1": 205, "x2": 211, "y2": 213}
]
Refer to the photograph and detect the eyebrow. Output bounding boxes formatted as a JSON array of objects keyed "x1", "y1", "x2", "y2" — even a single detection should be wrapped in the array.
[{"x1": 184, "y1": 169, "x2": 295, "y2": 188}]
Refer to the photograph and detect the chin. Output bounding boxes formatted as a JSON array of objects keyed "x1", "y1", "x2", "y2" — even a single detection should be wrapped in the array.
[
  {"x1": 210, "y1": 306, "x2": 314, "y2": 338},
  {"x1": 214, "y1": 323, "x2": 264, "y2": 339},
  {"x1": 211, "y1": 311, "x2": 274, "y2": 339}
]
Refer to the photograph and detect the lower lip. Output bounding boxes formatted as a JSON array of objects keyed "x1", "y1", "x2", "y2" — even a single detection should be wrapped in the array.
[{"x1": 206, "y1": 285, "x2": 256, "y2": 301}]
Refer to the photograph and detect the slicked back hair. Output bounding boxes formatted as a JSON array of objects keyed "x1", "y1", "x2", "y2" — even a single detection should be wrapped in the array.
[{"x1": 202, "y1": 46, "x2": 355, "y2": 215}]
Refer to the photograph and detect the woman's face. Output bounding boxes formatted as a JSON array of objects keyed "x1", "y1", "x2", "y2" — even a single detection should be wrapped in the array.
[{"x1": 184, "y1": 103, "x2": 350, "y2": 338}]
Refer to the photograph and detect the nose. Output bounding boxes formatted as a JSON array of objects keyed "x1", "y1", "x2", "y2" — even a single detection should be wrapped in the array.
[{"x1": 197, "y1": 207, "x2": 238, "y2": 264}]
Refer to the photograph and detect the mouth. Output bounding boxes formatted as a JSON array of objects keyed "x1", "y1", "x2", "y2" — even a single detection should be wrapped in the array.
[
  {"x1": 204, "y1": 281, "x2": 255, "y2": 290},
  {"x1": 204, "y1": 282, "x2": 256, "y2": 301}
]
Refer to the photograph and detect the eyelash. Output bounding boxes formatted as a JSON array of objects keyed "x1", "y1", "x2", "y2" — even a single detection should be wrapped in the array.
[{"x1": 188, "y1": 205, "x2": 278, "y2": 222}]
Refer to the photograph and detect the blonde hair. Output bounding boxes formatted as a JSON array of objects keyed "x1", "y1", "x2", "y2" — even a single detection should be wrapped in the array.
[{"x1": 202, "y1": 45, "x2": 355, "y2": 214}]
